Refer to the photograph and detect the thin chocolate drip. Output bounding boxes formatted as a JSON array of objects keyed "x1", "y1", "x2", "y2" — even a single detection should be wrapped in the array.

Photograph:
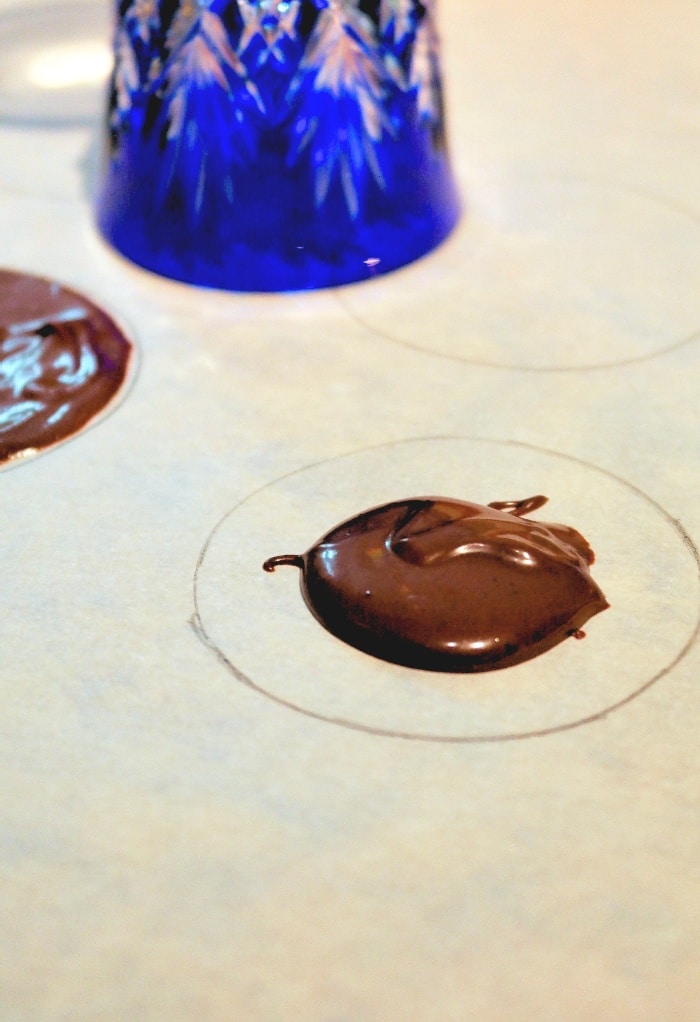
[{"x1": 263, "y1": 554, "x2": 304, "y2": 572}]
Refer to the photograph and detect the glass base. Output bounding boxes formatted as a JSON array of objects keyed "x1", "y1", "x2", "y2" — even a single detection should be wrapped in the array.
[
  {"x1": 96, "y1": 135, "x2": 460, "y2": 292},
  {"x1": 95, "y1": 0, "x2": 461, "y2": 292}
]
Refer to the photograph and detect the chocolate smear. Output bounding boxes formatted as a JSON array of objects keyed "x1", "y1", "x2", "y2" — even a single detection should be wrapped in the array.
[
  {"x1": 264, "y1": 495, "x2": 609, "y2": 672},
  {"x1": 0, "y1": 269, "x2": 133, "y2": 465}
]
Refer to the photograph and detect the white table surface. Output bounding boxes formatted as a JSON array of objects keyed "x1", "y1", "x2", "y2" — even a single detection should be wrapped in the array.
[{"x1": 1, "y1": 1, "x2": 699, "y2": 1019}]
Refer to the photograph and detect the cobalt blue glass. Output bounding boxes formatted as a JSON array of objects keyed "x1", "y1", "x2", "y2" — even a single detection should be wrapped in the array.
[{"x1": 96, "y1": 0, "x2": 460, "y2": 291}]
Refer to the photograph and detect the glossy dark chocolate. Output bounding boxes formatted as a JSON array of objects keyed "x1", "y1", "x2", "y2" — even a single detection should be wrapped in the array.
[
  {"x1": 0, "y1": 269, "x2": 133, "y2": 465},
  {"x1": 264, "y1": 495, "x2": 609, "y2": 672}
]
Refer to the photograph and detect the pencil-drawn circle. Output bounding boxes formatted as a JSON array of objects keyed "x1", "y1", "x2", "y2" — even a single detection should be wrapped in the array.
[
  {"x1": 334, "y1": 177, "x2": 700, "y2": 372},
  {"x1": 193, "y1": 437, "x2": 700, "y2": 742}
]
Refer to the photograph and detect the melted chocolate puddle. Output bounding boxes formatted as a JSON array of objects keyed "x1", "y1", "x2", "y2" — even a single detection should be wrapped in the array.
[
  {"x1": 264, "y1": 495, "x2": 609, "y2": 672},
  {"x1": 0, "y1": 269, "x2": 133, "y2": 465}
]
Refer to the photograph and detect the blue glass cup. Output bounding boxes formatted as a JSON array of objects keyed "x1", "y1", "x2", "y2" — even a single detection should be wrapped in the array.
[{"x1": 95, "y1": 0, "x2": 460, "y2": 291}]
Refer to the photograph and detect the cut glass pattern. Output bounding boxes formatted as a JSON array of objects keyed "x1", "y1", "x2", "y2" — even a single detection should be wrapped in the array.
[{"x1": 98, "y1": 0, "x2": 459, "y2": 290}]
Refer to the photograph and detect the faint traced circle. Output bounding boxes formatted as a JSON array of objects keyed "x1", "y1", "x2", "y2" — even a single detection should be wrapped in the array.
[
  {"x1": 335, "y1": 177, "x2": 700, "y2": 372},
  {"x1": 193, "y1": 437, "x2": 700, "y2": 742}
]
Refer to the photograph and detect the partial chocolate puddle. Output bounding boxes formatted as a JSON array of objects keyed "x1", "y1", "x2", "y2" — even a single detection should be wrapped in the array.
[
  {"x1": 264, "y1": 495, "x2": 609, "y2": 672},
  {"x1": 0, "y1": 268, "x2": 134, "y2": 466}
]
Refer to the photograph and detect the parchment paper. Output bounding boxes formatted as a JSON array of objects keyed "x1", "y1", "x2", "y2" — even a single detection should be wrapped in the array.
[{"x1": 1, "y1": 1, "x2": 699, "y2": 1019}]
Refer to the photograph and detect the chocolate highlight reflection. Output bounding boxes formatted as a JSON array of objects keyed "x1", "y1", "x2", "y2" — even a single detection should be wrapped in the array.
[
  {"x1": 0, "y1": 269, "x2": 133, "y2": 465},
  {"x1": 264, "y1": 495, "x2": 609, "y2": 672}
]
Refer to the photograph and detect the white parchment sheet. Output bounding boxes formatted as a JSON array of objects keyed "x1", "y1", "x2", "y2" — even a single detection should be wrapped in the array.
[{"x1": 1, "y1": 1, "x2": 699, "y2": 1019}]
